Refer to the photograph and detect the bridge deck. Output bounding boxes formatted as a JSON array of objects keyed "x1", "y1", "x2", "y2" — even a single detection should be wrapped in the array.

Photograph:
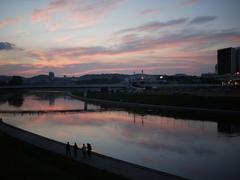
[{"x1": 0, "y1": 109, "x2": 103, "y2": 114}]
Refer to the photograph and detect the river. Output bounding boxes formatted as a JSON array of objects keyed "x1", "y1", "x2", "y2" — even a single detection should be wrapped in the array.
[{"x1": 0, "y1": 91, "x2": 240, "y2": 180}]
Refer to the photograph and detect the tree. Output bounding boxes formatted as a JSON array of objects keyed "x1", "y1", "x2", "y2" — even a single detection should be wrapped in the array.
[{"x1": 8, "y1": 76, "x2": 23, "y2": 86}]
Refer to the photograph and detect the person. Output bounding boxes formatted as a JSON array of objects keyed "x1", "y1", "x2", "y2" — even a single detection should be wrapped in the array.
[
  {"x1": 66, "y1": 142, "x2": 71, "y2": 157},
  {"x1": 73, "y1": 142, "x2": 78, "y2": 158},
  {"x1": 87, "y1": 143, "x2": 92, "y2": 158},
  {"x1": 82, "y1": 144, "x2": 87, "y2": 158}
]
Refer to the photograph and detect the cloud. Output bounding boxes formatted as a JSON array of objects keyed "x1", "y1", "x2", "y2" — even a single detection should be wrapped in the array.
[
  {"x1": 179, "y1": 0, "x2": 199, "y2": 7},
  {"x1": 26, "y1": 28, "x2": 240, "y2": 65},
  {"x1": 55, "y1": 35, "x2": 73, "y2": 43},
  {"x1": 0, "y1": 17, "x2": 20, "y2": 29},
  {"x1": 0, "y1": 42, "x2": 15, "y2": 50},
  {"x1": 190, "y1": 16, "x2": 216, "y2": 25},
  {"x1": 116, "y1": 16, "x2": 217, "y2": 35},
  {"x1": 141, "y1": 0, "x2": 199, "y2": 16},
  {"x1": 70, "y1": 0, "x2": 122, "y2": 27},
  {"x1": 0, "y1": 63, "x2": 39, "y2": 76},
  {"x1": 140, "y1": 8, "x2": 161, "y2": 15},
  {"x1": 0, "y1": 44, "x2": 217, "y2": 76},
  {"x1": 32, "y1": 0, "x2": 72, "y2": 22},
  {"x1": 116, "y1": 18, "x2": 188, "y2": 34},
  {"x1": 32, "y1": 0, "x2": 123, "y2": 31}
]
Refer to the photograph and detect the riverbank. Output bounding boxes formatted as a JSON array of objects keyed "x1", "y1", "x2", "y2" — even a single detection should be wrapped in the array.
[
  {"x1": 70, "y1": 92, "x2": 240, "y2": 121},
  {"x1": 0, "y1": 128, "x2": 126, "y2": 180},
  {"x1": 73, "y1": 91, "x2": 240, "y2": 110},
  {"x1": 0, "y1": 120, "x2": 184, "y2": 180}
]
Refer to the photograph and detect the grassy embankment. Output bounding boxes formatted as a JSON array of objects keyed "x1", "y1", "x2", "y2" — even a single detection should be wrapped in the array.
[
  {"x1": 0, "y1": 131, "x2": 127, "y2": 180},
  {"x1": 72, "y1": 91, "x2": 240, "y2": 111}
]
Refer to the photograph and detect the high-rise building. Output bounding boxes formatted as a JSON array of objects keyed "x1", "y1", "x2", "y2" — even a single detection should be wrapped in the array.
[
  {"x1": 49, "y1": 72, "x2": 55, "y2": 81},
  {"x1": 217, "y1": 47, "x2": 240, "y2": 75},
  {"x1": 236, "y1": 47, "x2": 240, "y2": 74}
]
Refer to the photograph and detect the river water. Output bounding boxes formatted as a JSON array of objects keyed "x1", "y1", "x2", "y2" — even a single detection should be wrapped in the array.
[{"x1": 0, "y1": 91, "x2": 240, "y2": 180}]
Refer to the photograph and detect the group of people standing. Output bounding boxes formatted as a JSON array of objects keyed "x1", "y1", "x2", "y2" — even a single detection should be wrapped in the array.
[{"x1": 66, "y1": 142, "x2": 92, "y2": 159}]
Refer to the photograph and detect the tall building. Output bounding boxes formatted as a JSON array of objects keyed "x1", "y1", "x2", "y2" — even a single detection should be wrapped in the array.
[
  {"x1": 49, "y1": 72, "x2": 55, "y2": 81},
  {"x1": 217, "y1": 47, "x2": 240, "y2": 75},
  {"x1": 236, "y1": 47, "x2": 240, "y2": 74}
]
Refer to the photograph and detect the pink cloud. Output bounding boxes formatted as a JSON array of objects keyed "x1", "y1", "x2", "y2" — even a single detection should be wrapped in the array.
[
  {"x1": 228, "y1": 35, "x2": 240, "y2": 42},
  {"x1": 32, "y1": 0, "x2": 72, "y2": 22},
  {"x1": 55, "y1": 35, "x2": 74, "y2": 43},
  {"x1": 0, "y1": 17, "x2": 20, "y2": 28},
  {"x1": 24, "y1": 28, "x2": 240, "y2": 70},
  {"x1": 70, "y1": 0, "x2": 122, "y2": 27},
  {"x1": 32, "y1": 0, "x2": 123, "y2": 30},
  {"x1": 16, "y1": 69, "x2": 43, "y2": 76}
]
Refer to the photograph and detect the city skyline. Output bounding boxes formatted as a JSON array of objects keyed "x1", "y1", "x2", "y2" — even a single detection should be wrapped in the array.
[{"x1": 0, "y1": 0, "x2": 240, "y2": 77}]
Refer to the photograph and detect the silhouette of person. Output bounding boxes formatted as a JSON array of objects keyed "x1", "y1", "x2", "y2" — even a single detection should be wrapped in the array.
[
  {"x1": 73, "y1": 142, "x2": 78, "y2": 158},
  {"x1": 82, "y1": 144, "x2": 87, "y2": 158},
  {"x1": 87, "y1": 143, "x2": 92, "y2": 158},
  {"x1": 66, "y1": 142, "x2": 71, "y2": 157}
]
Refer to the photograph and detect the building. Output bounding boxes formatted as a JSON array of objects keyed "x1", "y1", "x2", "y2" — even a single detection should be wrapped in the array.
[
  {"x1": 217, "y1": 47, "x2": 240, "y2": 75},
  {"x1": 49, "y1": 72, "x2": 55, "y2": 81},
  {"x1": 237, "y1": 47, "x2": 240, "y2": 73}
]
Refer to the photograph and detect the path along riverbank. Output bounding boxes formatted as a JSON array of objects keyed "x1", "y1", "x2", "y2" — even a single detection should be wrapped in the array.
[{"x1": 0, "y1": 120, "x2": 184, "y2": 180}]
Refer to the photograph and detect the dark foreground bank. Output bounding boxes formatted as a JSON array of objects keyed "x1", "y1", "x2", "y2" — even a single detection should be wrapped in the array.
[{"x1": 0, "y1": 130, "x2": 127, "y2": 180}]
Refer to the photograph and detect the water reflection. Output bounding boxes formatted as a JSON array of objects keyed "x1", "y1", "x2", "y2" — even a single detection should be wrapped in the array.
[
  {"x1": 84, "y1": 102, "x2": 88, "y2": 111},
  {"x1": 48, "y1": 95, "x2": 55, "y2": 106},
  {"x1": 0, "y1": 92, "x2": 24, "y2": 107},
  {"x1": 0, "y1": 92, "x2": 99, "y2": 111},
  {"x1": 132, "y1": 113, "x2": 144, "y2": 127},
  {"x1": 8, "y1": 93, "x2": 24, "y2": 107},
  {"x1": 0, "y1": 92, "x2": 240, "y2": 180},
  {"x1": 218, "y1": 121, "x2": 240, "y2": 135}
]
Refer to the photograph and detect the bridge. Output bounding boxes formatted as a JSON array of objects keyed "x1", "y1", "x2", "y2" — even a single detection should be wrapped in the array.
[
  {"x1": 0, "y1": 84, "x2": 128, "y2": 90},
  {"x1": 0, "y1": 109, "x2": 103, "y2": 115},
  {"x1": 0, "y1": 84, "x2": 128, "y2": 98}
]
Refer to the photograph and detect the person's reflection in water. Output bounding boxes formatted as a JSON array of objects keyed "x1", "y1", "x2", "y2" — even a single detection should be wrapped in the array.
[
  {"x1": 73, "y1": 142, "x2": 78, "y2": 158},
  {"x1": 141, "y1": 115, "x2": 144, "y2": 127},
  {"x1": 66, "y1": 142, "x2": 71, "y2": 157},
  {"x1": 82, "y1": 144, "x2": 87, "y2": 158}
]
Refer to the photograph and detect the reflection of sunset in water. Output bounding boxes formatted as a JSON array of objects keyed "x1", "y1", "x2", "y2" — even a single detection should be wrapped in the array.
[
  {"x1": 0, "y1": 94, "x2": 99, "y2": 111},
  {"x1": 1, "y1": 93, "x2": 240, "y2": 180}
]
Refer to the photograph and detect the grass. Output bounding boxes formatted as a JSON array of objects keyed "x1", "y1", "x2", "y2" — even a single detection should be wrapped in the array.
[
  {"x1": 72, "y1": 91, "x2": 240, "y2": 111},
  {"x1": 0, "y1": 131, "x2": 128, "y2": 180}
]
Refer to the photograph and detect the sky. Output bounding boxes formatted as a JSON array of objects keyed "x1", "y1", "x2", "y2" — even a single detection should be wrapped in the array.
[{"x1": 0, "y1": 0, "x2": 240, "y2": 77}]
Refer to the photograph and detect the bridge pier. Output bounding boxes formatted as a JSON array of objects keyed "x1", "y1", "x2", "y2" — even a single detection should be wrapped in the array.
[
  {"x1": 84, "y1": 102, "x2": 88, "y2": 111},
  {"x1": 83, "y1": 89, "x2": 88, "y2": 97}
]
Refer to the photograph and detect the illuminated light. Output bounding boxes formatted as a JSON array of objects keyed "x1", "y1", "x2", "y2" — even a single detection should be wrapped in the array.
[{"x1": 160, "y1": 76, "x2": 163, "y2": 79}]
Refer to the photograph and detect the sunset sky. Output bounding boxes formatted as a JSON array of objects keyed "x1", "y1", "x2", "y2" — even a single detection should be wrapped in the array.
[{"x1": 0, "y1": 0, "x2": 240, "y2": 77}]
